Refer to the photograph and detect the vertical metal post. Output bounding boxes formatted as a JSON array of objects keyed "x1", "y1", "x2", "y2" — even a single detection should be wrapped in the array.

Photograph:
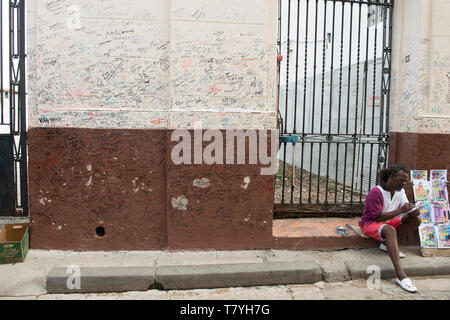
[
  {"x1": 8, "y1": 0, "x2": 27, "y2": 216},
  {"x1": 324, "y1": 0, "x2": 336, "y2": 204},
  {"x1": 281, "y1": 0, "x2": 292, "y2": 204},
  {"x1": 350, "y1": 2, "x2": 362, "y2": 207},
  {"x1": 309, "y1": 0, "x2": 318, "y2": 203},
  {"x1": 343, "y1": 1, "x2": 353, "y2": 203},
  {"x1": 18, "y1": 0, "x2": 27, "y2": 215},
  {"x1": 1, "y1": 0, "x2": 3, "y2": 124},
  {"x1": 317, "y1": 0, "x2": 327, "y2": 204},
  {"x1": 302, "y1": 0, "x2": 310, "y2": 204},
  {"x1": 334, "y1": 1, "x2": 345, "y2": 204}
]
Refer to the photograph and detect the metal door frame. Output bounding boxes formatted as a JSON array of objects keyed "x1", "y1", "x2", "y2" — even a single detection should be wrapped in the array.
[
  {"x1": 1, "y1": 0, "x2": 28, "y2": 216},
  {"x1": 275, "y1": 0, "x2": 393, "y2": 218}
]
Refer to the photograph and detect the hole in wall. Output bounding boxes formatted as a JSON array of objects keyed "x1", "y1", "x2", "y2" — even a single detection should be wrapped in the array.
[{"x1": 95, "y1": 226, "x2": 106, "y2": 237}]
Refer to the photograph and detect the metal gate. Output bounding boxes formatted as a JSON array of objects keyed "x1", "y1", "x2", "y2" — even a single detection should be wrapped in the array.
[
  {"x1": 275, "y1": 0, "x2": 393, "y2": 217},
  {"x1": 0, "y1": 0, "x2": 28, "y2": 216}
]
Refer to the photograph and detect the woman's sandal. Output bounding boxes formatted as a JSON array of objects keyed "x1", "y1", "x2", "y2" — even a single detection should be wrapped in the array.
[{"x1": 396, "y1": 277, "x2": 417, "y2": 293}]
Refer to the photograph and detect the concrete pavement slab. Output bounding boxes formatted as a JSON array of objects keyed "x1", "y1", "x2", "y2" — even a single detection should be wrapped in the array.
[
  {"x1": 163, "y1": 285, "x2": 294, "y2": 300},
  {"x1": 345, "y1": 259, "x2": 450, "y2": 280},
  {"x1": 155, "y1": 261, "x2": 322, "y2": 290},
  {"x1": 158, "y1": 251, "x2": 219, "y2": 266},
  {"x1": 216, "y1": 250, "x2": 265, "y2": 264},
  {"x1": 285, "y1": 284, "x2": 325, "y2": 299}
]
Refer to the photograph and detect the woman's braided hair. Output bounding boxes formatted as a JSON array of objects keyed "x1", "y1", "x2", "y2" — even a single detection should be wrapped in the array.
[{"x1": 379, "y1": 165, "x2": 408, "y2": 184}]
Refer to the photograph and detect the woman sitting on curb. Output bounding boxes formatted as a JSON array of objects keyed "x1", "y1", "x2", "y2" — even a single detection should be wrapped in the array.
[{"x1": 359, "y1": 165, "x2": 422, "y2": 293}]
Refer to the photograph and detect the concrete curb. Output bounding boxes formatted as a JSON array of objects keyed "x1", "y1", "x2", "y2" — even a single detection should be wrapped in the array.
[
  {"x1": 45, "y1": 261, "x2": 322, "y2": 294},
  {"x1": 46, "y1": 267, "x2": 156, "y2": 294},
  {"x1": 45, "y1": 258, "x2": 450, "y2": 294},
  {"x1": 345, "y1": 260, "x2": 450, "y2": 280},
  {"x1": 156, "y1": 261, "x2": 322, "y2": 290}
]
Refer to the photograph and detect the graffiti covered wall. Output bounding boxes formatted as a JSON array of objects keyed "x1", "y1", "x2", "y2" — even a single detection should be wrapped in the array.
[{"x1": 27, "y1": 0, "x2": 277, "y2": 130}]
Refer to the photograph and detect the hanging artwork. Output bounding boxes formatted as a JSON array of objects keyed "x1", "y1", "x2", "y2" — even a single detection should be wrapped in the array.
[
  {"x1": 435, "y1": 223, "x2": 450, "y2": 249},
  {"x1": 430, "y1": 180, "x2": 449, "y2": 202},
  {"x1": 419, "y1": 224, "x2": 437, "y2": 248},
  {"x1": 411, "y1": 169, "x2": 450, "y2": 250},
  {"x1": 413, "y1": 180, "x2": 431, "y2": 201},
  {"x1": 430, "y1": 170, "x2": 447, "y2": 182},
  {"x1": 431, "y1": 202, "x2": 450, "y2": 223},
  {"x1": 417, "y1": 201, "x2": 433, "y2": 223},
  {"x1": 411, "y1": 170, "x2": 427, "y2": 182}
]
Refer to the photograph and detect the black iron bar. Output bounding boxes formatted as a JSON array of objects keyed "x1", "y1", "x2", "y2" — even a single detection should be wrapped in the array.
[
  {"x1": 343, "y1": 1, "x2": 353, "y2": 202},
  {"x1": 293, "y1": 0, "x2": 301, "y2": 135},
  {"x1": 363, "y1": 5, "x2": 370, "y2": 136},
  {"x1": 9, "y1": 1, "x2": 16, "y2": 138},
  {"x1": 334, "y1": 1, "x2": 345, "y2": 203},
  {"x1": 371, "y1": 2, "x2": 378, "y2": 136},
  {"x1": 284, "y1": 0, "x2": 292, "y2": 135},
  {"x1": 310, "y1": 0, "x2": 319, "y2": 203},
  {"x1": 376, "y1": 2, "x2": 386, "y2": 184},
  {"x1": 359, "y1": 142, "x2": 366, "y2": 203},
  {"x1": 281, "y1": 141, "x2": 288, "y2": 203},
  {"x1": 325, "y1": 0, "x2": 336, "y2": 204},
  {"x1": 350, "y1": 2, "x2": 362, "y2": 206},
  {"x1": 19, "y1": 0, "x2": 27, "y2": 212},
  {"x1": 385, "y1": 2, "x2": 393, "y2": 168},
  {"x1": 281, "y1": 0, "x2": 292, "y2": 204},
  {"x1": 369, "y1": 141, "x2": 374, "y2": 190},
  {"x1": 290, "y1": 0, "x2": 302, "y2": 203},
  {"x1": 317, "y1": 0, "x2": 328, "y2": 204},
  {"x1": 300, "y1": 0, "x2": 310, "y2": 204},
  {"x1": 1, "y1": 0, "x2": 4, "y2": 124},
  {"x1": 277, "y1": 0, "x2": 282, "y2": 131},
  {"x1": 369, "y1": 2, "x2": 378, "y2": 190}
]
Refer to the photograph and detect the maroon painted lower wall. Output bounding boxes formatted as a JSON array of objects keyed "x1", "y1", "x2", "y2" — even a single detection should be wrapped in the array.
[{"x1": 27, "y1": 128, "x2": 275, "y2": 251}]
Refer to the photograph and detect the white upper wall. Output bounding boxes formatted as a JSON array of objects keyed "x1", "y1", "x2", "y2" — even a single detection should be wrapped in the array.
[
  {"x1": 27, "y1": 0, "x2": 278, "y2": 130},
  {"x1": 390, "y1": 0, "x2": 450, "y2": 134}
]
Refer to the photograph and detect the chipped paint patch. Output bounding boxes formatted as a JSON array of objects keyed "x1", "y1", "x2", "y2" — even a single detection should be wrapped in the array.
[
  {"x1": 241, "y1": 176, "x2": 251, "y2": 189},
  {"x1": 172, "y1": 195, "x2": 188, "y2": 211},
  {"x1": 193, "y1": 178, "x2": 210, "y2": 189},
  {"x1": 85, "y1": 176, "x2": 93, "y2": 187},
  {"x1": 86, "y1": 164, "x2": 92, "y2": 171}
]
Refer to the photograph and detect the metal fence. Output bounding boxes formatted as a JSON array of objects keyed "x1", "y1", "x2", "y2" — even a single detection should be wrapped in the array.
[
  {"x1": 0, "y1": 0, "x2": 27, "y2": 216},
  {"x1": 275, "y1": 0, "x2": 393, "y2": 217}
]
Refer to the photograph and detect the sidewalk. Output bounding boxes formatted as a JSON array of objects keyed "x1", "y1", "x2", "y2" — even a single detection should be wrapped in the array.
[{"x1": 1, "y1": 246, "x2": 450, "y2": 296}]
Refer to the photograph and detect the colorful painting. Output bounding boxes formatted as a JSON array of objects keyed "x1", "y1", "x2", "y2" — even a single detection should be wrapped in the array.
[
  {"x1": 413, "y1": 180, "x2": 431, "y2": 201},
  {"x1": 431, "y1": 179, "x2": 449, "y2": 202},
  {"x1": 435, "y1": 223, "x2": 450, "y2": 249},
  {"x1": 430, "y1": 170, "x2": 447, "y2": 182},
  {"x1": 411, "y1": 170, "x2": 427, "y2": 182},
  {"x1": 419, "y1": 224, "x2": 437, "y2": 248},
  {"x1": 416, "y1": 201, "x2": 433, "y2": 223},
  {"x1": 409, "y1": 169, "x2": 449, "y2": 250},
  {"x1": 431, "y1": 202, "x2": 450, "y2": 223}
]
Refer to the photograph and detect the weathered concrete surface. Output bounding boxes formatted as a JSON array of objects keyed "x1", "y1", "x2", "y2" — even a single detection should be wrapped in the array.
[
  {"x1": 46, "y1": 267, "x2": 156, "y2": 294},
  {"x1": 2, "y1": 276, "x2": 449, "y2": 300},
  {"x1": 156, "y1": 261, "x2": 322, "y2": 290},
  {"x1": 345, "y1": 259, "x2": 450, "y2": 280},
  {"x1": 1, "y1": 246, "x2": 450, "y2": 296}
]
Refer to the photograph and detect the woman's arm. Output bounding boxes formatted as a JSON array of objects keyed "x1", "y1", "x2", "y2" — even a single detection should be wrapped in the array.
[{"x1": 375, "y1": 203, "x2": 415, "y2": 222}]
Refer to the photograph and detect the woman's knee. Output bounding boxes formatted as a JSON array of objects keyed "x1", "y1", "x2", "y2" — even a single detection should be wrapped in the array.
[
  {"x1": 382, "y1": 225, "x2": 397, "y2": 238},
  {"x1": 412, "y1": 214, "x2": 422, "y2": 227},
  {"x1": 403, "y1": 214, "x2": 421, "y2": 227}
]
